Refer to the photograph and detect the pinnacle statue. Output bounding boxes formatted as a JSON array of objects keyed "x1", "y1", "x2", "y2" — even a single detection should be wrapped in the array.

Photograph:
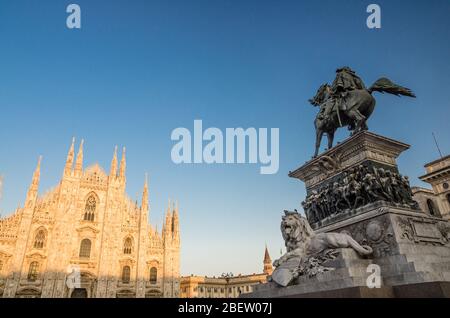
[{"x1": 309, "y1": 67, "x2": 416, "y2": 157}]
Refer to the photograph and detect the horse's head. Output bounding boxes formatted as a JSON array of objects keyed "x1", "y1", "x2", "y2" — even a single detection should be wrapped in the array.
[{"x1": 309, "y1": 83, "x2": 330, "y2": 107}]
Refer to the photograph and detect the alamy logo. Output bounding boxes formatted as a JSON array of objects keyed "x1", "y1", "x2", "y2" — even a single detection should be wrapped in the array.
[
  {"x1": 367, "y1": 4, "x2": 381, "y2": 29},
  {"x1": 366, "y1": 264, "x2": 382, "y2": 288},
  {"x1": 66, "y1": 4, "x2": 81, "y2": 29},
  {"x1": 171, "y1": 120, "x2": 279, "y2": 174}
]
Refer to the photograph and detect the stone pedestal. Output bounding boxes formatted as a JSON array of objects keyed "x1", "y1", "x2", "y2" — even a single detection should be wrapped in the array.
[
  {"x1": 289, "y1": 131, "x2": 410, "y2": 191},
  {"x1": 244, "y1": 131, "x2": 450, "y2": 298},
  {"x1": 290, "y1": 131, "x2": 419, "y2": 229},
  {"x1": 245, "y1": 203, "x2": 450, "y2": 298}
]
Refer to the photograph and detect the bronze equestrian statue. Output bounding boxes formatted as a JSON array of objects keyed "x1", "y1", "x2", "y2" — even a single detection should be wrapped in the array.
[{"x1": 309, "y1": 67, "x2": 416, "y2": 157}]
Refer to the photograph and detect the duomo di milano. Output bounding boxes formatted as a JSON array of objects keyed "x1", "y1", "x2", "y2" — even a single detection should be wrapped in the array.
[{"x1": 0, "y1": 139, "x2": 180, "y2": 298}]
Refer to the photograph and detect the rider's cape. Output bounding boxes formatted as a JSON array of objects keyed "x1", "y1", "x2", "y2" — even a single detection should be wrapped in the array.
[{"x1": 332, "y1": 69, "x2": 366, "y2": 93}]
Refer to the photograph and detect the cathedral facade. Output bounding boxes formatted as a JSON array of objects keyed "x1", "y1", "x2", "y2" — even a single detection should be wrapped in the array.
[{"x1": 0, "y1": 139, "x2": 180, "y2": 298}]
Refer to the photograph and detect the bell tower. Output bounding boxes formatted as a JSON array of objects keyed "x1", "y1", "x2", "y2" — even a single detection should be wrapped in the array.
[{"x1": 263, "y1": 245, "x2": 273, "y2": 276}]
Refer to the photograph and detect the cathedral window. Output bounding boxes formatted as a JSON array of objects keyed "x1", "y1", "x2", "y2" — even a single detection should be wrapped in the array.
[
  {"x1": 149, "y1": 267, "x2": 157, "y2": 284},
  {"x1": 34, "y1": 229, "x2": 46, "y2": 249},
  {"x1": 123, "y1": 237, "x2": 133, "y2": 255},
  {"x1": 79, "y1": 239, "x2": 92, "y2": 258},
  {"x1": 84, "y1": 195, "x2": 97, "y2": 221},
  {"x1": 27, "y1": 262, "x2": 39, "y2": 281},
  {"x1": 122, "y1": 266, "x2": 131, "y2": 284}
]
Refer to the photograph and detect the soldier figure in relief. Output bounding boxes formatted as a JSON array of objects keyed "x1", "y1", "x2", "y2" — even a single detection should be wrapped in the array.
[{"x1": 301, "y1": 164, "x2": 419, "y2": 225}]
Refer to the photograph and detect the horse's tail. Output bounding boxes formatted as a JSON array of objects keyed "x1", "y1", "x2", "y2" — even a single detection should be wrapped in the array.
[{"x1": 368, "y1": 77, "x2": 416, "y2": 98}]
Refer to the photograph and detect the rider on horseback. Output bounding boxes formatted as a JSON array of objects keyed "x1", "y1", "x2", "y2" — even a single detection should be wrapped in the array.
[
  {"x1": 308, "y1": 66, "x2": 416, "y2": 157},
  {"x1": 321, "y1": 67, "x2": 366, "y2": 123},
  {"x1": 332, "y1": 67, "x2": 366, "y2": 93}
]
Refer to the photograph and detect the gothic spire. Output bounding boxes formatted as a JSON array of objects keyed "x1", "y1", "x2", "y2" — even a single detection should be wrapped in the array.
[
  {"x1": 172, "y1": 200, "x2": 180, "y2": 240},
  {"x1": 263, "y1": 245, "x2": 273, "y2": 276},
  {"x1": 110, "y1": 145, "x2": 118, "y2": 178},
  {"x1": 141, "y1": 173, "x2": 149, "y2": 213},
  {"x1": 31, "y1": 156, "x2": 42, "y2": 190},
  {"x1": 26, "y1": 156, "x2": 42, "y2": 207},
  {"x1": 172, "y1": 200, "x2": 179, "y2": 223},
  {"x1": 166, "y1": 198, "x2": 171, "y2": 218},
  {"x1": 174, "y1": 200, "x2": 179, "y2": 217},
  {"x1": 164, "y1": 198, "x2": 173, "y2": 238},
  {"x1": 264, "y1": 245, "x2": 272, "y2": 264},
  {"x1": 64, "y1": 137, "x2": 75, "y2": 176},
  {"x1": 74, "y1": 139, "x2": 84, "y2": 175},
  {"x1": 119, "y1": 147, "x2": 126, "y2": 180}
]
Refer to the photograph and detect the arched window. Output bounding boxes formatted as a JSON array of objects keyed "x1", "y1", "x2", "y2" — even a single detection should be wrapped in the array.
[
  {"x1": 122, "y1": 266, "x2": 131, "y2": 284},
  {"x1": 33, "y1": 229, "x2": 46, "y2": 249},
  {"x1": 84, "y1": 195, "x2": 97, "y2": 221},
  {"x1": 27, "y1": 262, "x2": 39, "y2": 281},
  {"x1": 79, "y1": 239, "x2": 92, "y2": 258},
  {"x1": 447, "y1": 193, "x2": 450, "y2": 205},
  {"x1": 427, "y1": 199, "x2": 439, "y2": 216},
  {"x1": 149, "y1": 267, "x2": 157, "y2": 284},
  {"x1": 123, "y1": 237, "x2": 133, "y2": 255}
]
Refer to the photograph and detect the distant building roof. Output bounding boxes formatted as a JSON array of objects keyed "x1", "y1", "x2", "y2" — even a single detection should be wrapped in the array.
[{"x1": 424, "y1": 154, "x2": 450, "y2": 168}]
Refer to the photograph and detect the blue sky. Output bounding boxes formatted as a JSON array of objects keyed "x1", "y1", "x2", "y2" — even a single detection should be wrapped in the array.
[{"x1": 0, "y1": 0, "x2": 449, "y2": 276}]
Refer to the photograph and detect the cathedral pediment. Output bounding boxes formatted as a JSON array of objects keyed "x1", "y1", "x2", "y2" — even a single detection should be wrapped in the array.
[
  {"x1": 84, "y1": 164, "x2": 107, "y2": 177},
  {"x1": 0, "y1": 251, "x2": 12, "y2": 258},
  {"x1": 146, "y1": 259, "x2": 160, "y2": 266},
  {"x1": 81, "y1": 164, "x2": 108, "y2": 189},
  {"x1": 119, "y1": 257, "x2": 136, "y2": 266},
  {"x1": 25, "y1": 252, "x2": 47, "y2": 260},
  {"x1": 76, "y1": 225, "x2": 100, "y2": 234}
]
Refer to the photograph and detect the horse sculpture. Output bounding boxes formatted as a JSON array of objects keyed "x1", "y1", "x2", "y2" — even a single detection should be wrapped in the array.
[{"x1": 310, "y1": 75, "x2": 416, "y2": 157}]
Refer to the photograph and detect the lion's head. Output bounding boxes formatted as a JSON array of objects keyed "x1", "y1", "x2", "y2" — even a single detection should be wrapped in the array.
[{"x1": 281, "y1": 211, "x2": 315, "y2": 245}]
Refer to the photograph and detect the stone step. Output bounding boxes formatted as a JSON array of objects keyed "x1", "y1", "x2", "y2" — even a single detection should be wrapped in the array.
[
  {"x1": 293, "y1": 276, "x2": 368, "y2": 295},
  {"x1": 413, "y1": 260, "x2": 450, "y2": 273},
  {"x1": 442, "y1": 271, "x2": 450, "y2": 281},
  {"x1": 377, "y1": 258, "x2": 450, "y2": 274},
  {"x1": 325, "y1": 257, "x2": 372, "y2": 269},
  {"x1": 377, "y1": 262, "x2": 416, "y2": 276},
  {"x1": 382, "y1": 270, "x2": 448, "y2": 286},
  {"x1": 382, "y1": 273, "x2": 422, "y2": 286},
  {"x1": 374, "y1": 255, "x2": 409, "y2": 265},
  {"x1": 405, "y1": 254, "x2": 450, "y2": 265}
]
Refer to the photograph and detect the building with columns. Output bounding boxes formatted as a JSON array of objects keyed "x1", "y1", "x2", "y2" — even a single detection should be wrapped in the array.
[
  {"x1": 412, "y1": 155, "x2": 450, "y2": 220},
  {"x1": 180, "y1": 246, "x2": 273, "y2": 298},
  {"x1": 0, "y1": 139, "x2": 180, "y2": 298}
]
